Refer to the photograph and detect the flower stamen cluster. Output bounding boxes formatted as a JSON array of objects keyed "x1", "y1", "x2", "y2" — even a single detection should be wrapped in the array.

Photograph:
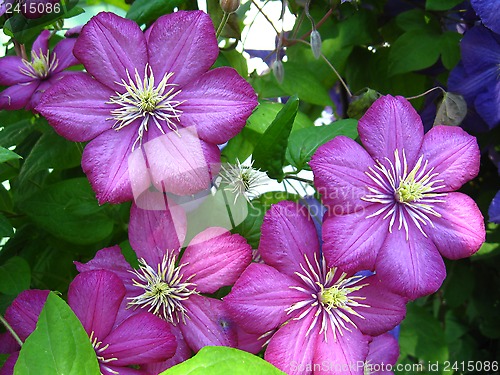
[
  {"x1": 286, "y1": 253, "x2": 369, "y2": 341},
  {"x1": 362, "y1": 149, "x2": 447, "y2": 239},
  {"x1": 127, "y1": 251, "x2": 198, "y2": 325},
  {"x1": 20, "y1": 49, "x2": 58, "y2": 79},
  {"x1": 107, "y1": 65, "x2": 184, "y2": 149}
]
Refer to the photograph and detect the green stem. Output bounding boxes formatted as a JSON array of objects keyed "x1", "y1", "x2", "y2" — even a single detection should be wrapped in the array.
[
  {"x1": 283, "y1": 175, "x2": 313, "y2": 184},
  {"x1": 216, "y1": 12, "x2": 230, "y2": 38},
  {"x1": 0, "y1": 314, "x2": 23, "y2": 347},
  {"x1": 221, "y1": 189, "x2": 236, "y2": 229}
]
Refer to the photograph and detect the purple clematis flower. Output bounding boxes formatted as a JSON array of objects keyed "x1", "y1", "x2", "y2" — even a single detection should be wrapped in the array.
[
  {"x1": 0, "y1": 271, "x2": 177, "y2": 375},
  {"x1": 68, "y1": 270, "x2": 177, "y2": 375},
  {"x1": 448, "y1": 25, "x2": 500, "y2": 130},
  {"x1": 76, "y1": 198, "x2": 252, "y2": 370},
  {"x1": 310, "y1": 95, "x2": 485, "y2": 300},
  {"x1": 471, "y1": 0, "x2": 500, "y2": 34},
  {"x1": 36, "y1": 11, "x2": 258, "y2": 204},
  {"x1": 224, "y1": 201, "x2": 407, "y2": 375},
  {"x1": 0, "y1": 30, "x2": 80, "y2": 111}
]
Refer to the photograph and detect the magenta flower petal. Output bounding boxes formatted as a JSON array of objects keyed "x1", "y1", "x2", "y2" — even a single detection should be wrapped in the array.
[
  {"x1": 142, "y1": 126, "x2": 216, "y2": 195},
  {"x1": 82, "y1": 127, "x2": 137, "y2": 204},
  {"x1": 75, "y1": 246, "x2": 133, "y2": 290},
  {"x1": 37, "y1": 74, "x2": 115, "y2": 142},
  {"x1": 366, "y1": 334, "x2": 399, "y2": 375},
  {"x1": 68, "y1": 270, "x2": 126, "y2": 339},
  {"x1": 32, "y1": 30, "x2": 50, "y2": 55},
  {"x1": 177, "y1": 67, "x2": 258, "y2": 144},
  {"x1": 101, "y1": 367, "x2": 143, "y2": 375},
  {"x1": 236, "y1": 327, "x2": 268, "y2": 355},
  {"x1": 0, "y1": 333, "x2": 19, "y2": 354},
  {"x1": 429, "y1": 192, "x2": 485, "y2": 259},
  {"x1": 310, "y1": 136, "x2": 376, "y2": 213},
  {"x1": 0, "y1": 352, "x2": 18, "y2": 375},
  {"x1": 313, "y1": 327, "x2": 369, "y2": 375},
  {"x1": 377, "y1": 229, "x2": 446, "y2": 299},
  {"x1": 51, "y1": 38, "x2": 79, "y2": 73},
  {"x1": 0, "y1": 57, "x2": 32, "y2": 85},
  {"x1": 146, "y1": 11, "x2": 218, "y2": 87},
  {"x1": 322, "y1": 207, "x2": 388, "y2": 273},
  {"x1": 179, "y1": 295, "x2": 236, "y2": 351},
  {"x1": 129, "y1": 202, "x2": 187, "y2": 265},
  {"x1": 181, "y1": 227, "x2": 252, "y2": 293},
  {"x1": 419, "y1": 126, "x2": 480, "y2": 191},
  {"x1": 264, "y1": 314, "x2": 318, "y2": 374},
  {"x1": 349, "y1": 276, "x2": 407, "y2": 337},
  {"x1": 258, "y1": 201, "x2": 320, "y2": 279},
  {"x1": 103, "y1": 312, "x2": 176, "y2": 366},
  {"x1": 358, "y1": 95, "x2": 424, "y2": 166},
  {"x1": 73, "y1": 12, "x2": 148, "y2": 91},
  {"x1": 4, "y1": 290, "x2": 49, "y2": 342},
  {"x1": 224, "y1": 263, "x2": 305, "y2": 335},
  {"x1": 0, "y1": 82, "x2": 39, "y2": 110},
  {"x1": 143, "y1": 327, "x2": 192, "y2": 374}
]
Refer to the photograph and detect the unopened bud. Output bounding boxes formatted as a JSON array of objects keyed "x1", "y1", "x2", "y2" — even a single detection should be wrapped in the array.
[
  {"x1": 220, "y1": 0, "x2": 240, "y2": 14},
  {"x1": 272, "y1": 59, "x2": 285, "y2": 84},
  {"x1": 347, "y1": 88, "x2": 381, "y2": 119},
  {"x1": 310, "y1": 30, "x2": 322, "y2": 59}
]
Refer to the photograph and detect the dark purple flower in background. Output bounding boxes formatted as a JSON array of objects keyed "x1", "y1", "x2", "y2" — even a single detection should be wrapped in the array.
[
  {"x1": 310, "y1": 95, "x2": 485, "y2": 299},
  {"x1": 224, "y1": 201, "x2": 406, "y2": 375},
  {"x1": 448, "y1": 25, "x2": 500, "y2": 130},
  {"x1": 76, "y1": 198, "x2": 252, "y2": 370},
  {"x1": 489, "y1": 191, "x2": 500, "y2": 224},
  {"x1": 471, "y1": 0, "x2": 500, "y2": 34},
  {"x1": 37, "y1": 11, "x2": 258, "y2": 204},
  {"x1": 0, "y1": 30, "x2": 79, "y2": 111}
]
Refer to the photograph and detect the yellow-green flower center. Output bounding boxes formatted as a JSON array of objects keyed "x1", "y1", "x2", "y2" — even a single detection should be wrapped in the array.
[
  {"x1": 320, "y1": 285, "x2": 349, "y2": 308},
  {"x1": 20, "y1": 49, "x2": 58, "y2": 79},
  {"x1": 395, "y1": 180, "x2": 426, "y2": 203}
]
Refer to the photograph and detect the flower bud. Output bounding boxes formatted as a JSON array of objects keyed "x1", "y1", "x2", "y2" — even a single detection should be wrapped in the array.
[
  {"x1": 220, "y1": 0, "x2": 240, "y2": 14},
  {"x1": 310, "y1": 30, "x2": 322, "y2": 59},
  {"x1": 272, "y1": 59, "x2": 285, "y2": 84}
]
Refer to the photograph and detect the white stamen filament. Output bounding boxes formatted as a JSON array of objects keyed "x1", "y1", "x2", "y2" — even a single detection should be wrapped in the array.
[
  {"x1": 127, "y1": 251, "x2": 198, "y2": 325},
  {"x1": 361, "y1": 149, "x2": 447, "y2": 240},
  {"x1": 107, "y1": 65, "x2": 185, "y2": 150},
  {"x1": 285, "y1": 253, "x2": 369, "y2": 342},
  {"x1": 89, "y1": 331, "x2": 118, "y2": 375},
  {"x1": 19, "y1": 48, "x2": 59, "y2": 79}
]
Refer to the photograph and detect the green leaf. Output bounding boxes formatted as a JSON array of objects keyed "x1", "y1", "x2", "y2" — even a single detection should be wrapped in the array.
[
  {"x1": 161, "y1": 346, "x2": 285, "y2": 375},
  {"x1": 18, "y1": 178, "x2": 114, "y2": 245},
  {"x1": 232, "y1": 201, "x2": 266, "y2": 249},
  {"x1": 253, "y1": 97, "x2": 299, "y2": 180},
  {"x1": 14, "y1": 292, "x2": 100, "y2": 375},
  {"x1": 247, "y1": 101, "x2": 313, "y2": 134},
  {"x1": 389, "y1": 30, "x2": 441, "y2": 76},
  {"x1": 3, "y1": 0, "x2": 83, "y2": 44},
  {"x1": 0, "y1": 110, "x2": 34, "y2": 148},
  {"x1": 126, "y1": 0, "x2": 183, "y2": 25},
  {"x1": 426, "y1": 0, "x2": 463, "y2": 11},
  {"x1": 18, "y1": 128, "x2": 82, "y2": 183},
  {"x1": 399, "y1": 304, "x2": 448, "y2": 363},
  {"x1": 0, "y1": 147, "x2": 21, "y2": 164},
  {"x1": 280, "y1": 62, "x2": 333, "y2": 106},
  {"x1": 0, "y1": 256, "x2": 30, "y2": 295},
  {"x1": 286, "y1": 119, "x2": 358, "y2": 171},
  {"x1": 0, "y1": 212, "x2": 14, "y2": 237},
  {"x1": 440, "y1": 31, "x2": 462, "y2": 70},
  {"x1": 216, "y1": 49, "x2": 249, "y2": 78}
]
